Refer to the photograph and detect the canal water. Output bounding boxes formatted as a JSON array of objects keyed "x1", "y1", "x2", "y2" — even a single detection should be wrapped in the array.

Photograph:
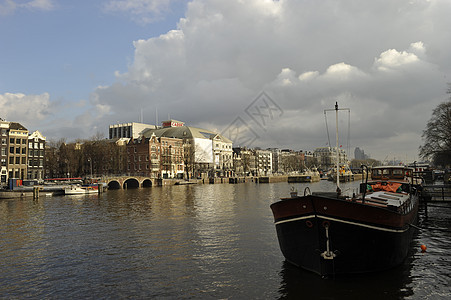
[{"x1": 1, "y1": 181, "x2": 450, "y2": 299}]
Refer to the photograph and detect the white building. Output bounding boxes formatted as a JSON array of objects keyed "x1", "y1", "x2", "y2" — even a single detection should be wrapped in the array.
[
  {"x1": 255, "y1": 149, "x2": 273, "y2": 176},
  {"x1": 109, "y1": 122, "x2": 158, "y2": 139},
  {"x1": 314, "y1": 147, "x2": 348, "y2": 169},
  {"x1": 27, "y1": 130, "x2": 46, "y2": 181},
  {"x1": 142, "y1": 120, "x2": 233, "y2": 177}
]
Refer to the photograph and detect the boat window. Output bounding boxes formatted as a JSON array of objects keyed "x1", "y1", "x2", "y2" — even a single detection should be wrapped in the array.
[
  {"x1": 382, "y1": 169, "x2": 390, "y2": 175},
  {"x1": 393, "y1": 169, "x2": 403, "y2": 175}
]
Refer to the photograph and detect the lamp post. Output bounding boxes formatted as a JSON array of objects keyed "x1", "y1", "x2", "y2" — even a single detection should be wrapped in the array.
[{"x1": 88, "y1": 158, "x2": 93, "y2": 183}]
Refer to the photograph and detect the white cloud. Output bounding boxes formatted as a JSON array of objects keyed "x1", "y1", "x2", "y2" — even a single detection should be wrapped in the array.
[
  {"x1": 103, "y1": 0, "x2": 175, "y2": 23},
  {"x1": 0, "y1": 92, "x2": 52, "y2": 125},
  {"x1": 4, "y1": 0, "x2": 448, "y2": 161},
  {"x1": 22, "y1": 0, "x2": 54, "y2": 10},
  {"x1": 88, "y1": 0, "x2": 451, "y2": 161},
  {"x1": 374, "y1": 49, "x2": 420, "y2": 71},
  {"x1": 0, "y1": 0, "x2": 54, "y2": 15},
  {"x1": 299, "y1": 71, "x2": 319, "y2": 82}
]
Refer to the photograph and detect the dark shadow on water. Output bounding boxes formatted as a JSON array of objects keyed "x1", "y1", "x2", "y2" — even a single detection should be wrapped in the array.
[{"x1": 277, "y1": 251, "x2": 416, "y2": 300}]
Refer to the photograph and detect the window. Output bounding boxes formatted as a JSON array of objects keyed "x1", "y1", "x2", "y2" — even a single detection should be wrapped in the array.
[
  {"x1": 22, "y1": 139, "x2": 26, "y2": 144},
  {"x1": 22, "y1": 147, "x2": 26, "y2": 154},
  {"x1": 10, "y1": 147, "x2": 14, "y2": 154},
  {"x1": 22, "y1": 157, "x2": 26, "y2": 164},
  {"x1": 9, "y1": 157, "x2": 14, "y2": 164},
  {"x1": 10, "y1": 138, "x2": 14, "y2": 144},
  {"x1": 16, "y1": 157, "x2": 20, "y2": 164},
  {"x1": 29, "y1": 142, "x2": 33, "y2": 148},
  {"x1": 393, "y1": 169, "x2": 403, "y2": 175}
]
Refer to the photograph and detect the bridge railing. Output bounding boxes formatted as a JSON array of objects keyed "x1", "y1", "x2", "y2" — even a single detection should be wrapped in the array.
[{"x1": 422, "y1": 185, "x2": 451, "y2": 202}]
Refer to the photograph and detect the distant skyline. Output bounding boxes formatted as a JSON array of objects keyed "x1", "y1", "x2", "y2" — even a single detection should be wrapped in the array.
[{"x1": 2, "y1": 0, "x2": 451, "y2": 162}]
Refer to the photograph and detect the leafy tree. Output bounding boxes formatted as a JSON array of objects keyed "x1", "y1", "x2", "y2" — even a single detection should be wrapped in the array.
[{"x1": 419, "y1": 95, "x2": 451, "y2": 167}]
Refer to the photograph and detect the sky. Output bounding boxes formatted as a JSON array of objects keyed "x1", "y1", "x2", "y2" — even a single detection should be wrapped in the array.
[{"x1": 1, "y1": 0, "x2": 451, "y2": 162}]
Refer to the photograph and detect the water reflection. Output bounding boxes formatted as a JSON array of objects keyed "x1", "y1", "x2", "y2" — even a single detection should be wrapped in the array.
[
  {"x1": 278, "y1": 259, "x2": 414, "y2": 300},
  {"x1": 0, "y1": 182, "x2": 449, "y2": 299}
]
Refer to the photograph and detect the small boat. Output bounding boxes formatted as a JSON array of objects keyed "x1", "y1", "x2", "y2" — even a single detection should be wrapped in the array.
[
  {"x1": 303, "y1": 167, "x2": 321, "y2": 182},
  {"x1": 289, "y1": 168, "x2": 321, "y2": 183},
  {"x1": 270, "y1": 103, "x2": 421, "y2": 276},
  {"x1": 64, "y1": 184, "x2": 99, "y2": 195},
  {"x1": 327, "y1": 165, "x2": 354, "y2": 182}
]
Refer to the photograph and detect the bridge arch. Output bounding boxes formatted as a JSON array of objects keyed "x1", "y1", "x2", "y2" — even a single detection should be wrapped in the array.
[
  {"x1": 108, "y1": 180, "x2": 121, "y2": 190},
  {"x1": 124, "y1": 178, "x2": 140, "y2": 189},
  {"x1": 142, "y1": 179, "x2": 152, "y2": 188}
]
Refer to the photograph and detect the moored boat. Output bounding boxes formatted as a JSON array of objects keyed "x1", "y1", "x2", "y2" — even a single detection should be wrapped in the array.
[
  {"x1": 270, "y1": 103, "x2": 421, "y2": 276},
  {"x1": 271, "y1": 165, "x2": 420, "y2": 276},
  {"x1": 64, "y1": 184, "x2": 99, "y2": 195},
  {"x1": 300, "y1": 168, "x2": 321, "y2": 182}
]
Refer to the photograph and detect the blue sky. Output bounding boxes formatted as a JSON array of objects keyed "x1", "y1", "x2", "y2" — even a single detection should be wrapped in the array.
[
  {"x1": 2, "y1": 0, "x2": 451, "y2": 161},
  {"x1": 1, "y1": 0, "x2": 186, "y2": 107}
]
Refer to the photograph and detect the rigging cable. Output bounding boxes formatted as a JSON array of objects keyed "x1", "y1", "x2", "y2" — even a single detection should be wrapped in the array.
[{"x1": 324, "y1": 111, "x2": 331, "y2": 148}]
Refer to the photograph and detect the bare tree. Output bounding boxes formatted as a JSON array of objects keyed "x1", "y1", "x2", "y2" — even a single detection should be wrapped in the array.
[{"x1": 419, "y1": 96, "x2": 451, "y2": 167}]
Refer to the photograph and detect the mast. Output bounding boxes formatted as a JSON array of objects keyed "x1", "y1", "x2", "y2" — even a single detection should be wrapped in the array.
[
  {"x1": 335, "y1": 102, "x2": 340, "y2": 189},
  {"x1": 325, "y1": 102, "x2": 350, "y2": 193}
]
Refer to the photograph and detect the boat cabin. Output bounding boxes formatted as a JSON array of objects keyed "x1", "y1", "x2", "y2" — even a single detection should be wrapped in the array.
[
  {"x1": 370, "y1": 166, "x2": 413, "y2": 181},
  {"x1": 358, "y1": 166, "x2": 415, "y2": 195}
]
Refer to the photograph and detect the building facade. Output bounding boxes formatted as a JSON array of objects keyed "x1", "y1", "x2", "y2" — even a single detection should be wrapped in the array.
[
  {"x1": 278, "y1": 150, "x2": 304, "y2": 174},
  {"x1": 255, "y1": 149, "x2": 273, "y2": 176},
  {"x1": 7, "y1": 122, "x2": 29, "y2": 181},
  {"x1": 27, "y1": 131, "x2": 46, "y2": 181},
  {"x1": 141, "y1": 120, "x2": 233, "y2": 178},
  {"x1": 109, "y1": 122, "x2": 158, "y2": 139},
  {"x1": 314, "y1": 147, "x2": 348, "y2": 169},
  {"x1": 127, "y1": 133, "x2": 184, "y2": 179},
  {"x1": 232, "y1": 147, "x2": 257, "y2": 176},
  {"x1": 0, "y1": 120, "x2": 8, "y2": 185}
]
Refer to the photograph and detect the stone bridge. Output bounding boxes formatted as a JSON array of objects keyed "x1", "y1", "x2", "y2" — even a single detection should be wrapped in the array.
[{"x1": 103, "y1": 176, "x2": 158, "y2": 189}]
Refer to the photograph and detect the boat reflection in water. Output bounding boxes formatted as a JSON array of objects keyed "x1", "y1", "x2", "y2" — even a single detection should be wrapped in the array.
[
  {"x1": 270, "y1": 165, "x2": 421, "y2": 277},
  {"x1": 278, "y1": 257, "x2": 415, "y2": 298}
]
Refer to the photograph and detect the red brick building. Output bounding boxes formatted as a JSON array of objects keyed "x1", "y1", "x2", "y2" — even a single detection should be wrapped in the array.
[{"x1": 127, "y1": 133, "x2": 184, "y2": 179}]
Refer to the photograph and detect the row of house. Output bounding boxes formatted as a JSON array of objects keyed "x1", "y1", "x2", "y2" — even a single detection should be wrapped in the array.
[
  {"x1": 113, "y1": 121, "x2": 348, "y2": 179},
  {"x1": 0, "y1": 119, "x2": 46, "y2": 186},
  {"x1": 0, "y1": 117, "x2": 349, "y2": 186}
]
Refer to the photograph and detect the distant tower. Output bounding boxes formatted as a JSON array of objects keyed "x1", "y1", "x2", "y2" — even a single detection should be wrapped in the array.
[{"x1": 354, "y1": 147, "x2": 365, "y2": 160}]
